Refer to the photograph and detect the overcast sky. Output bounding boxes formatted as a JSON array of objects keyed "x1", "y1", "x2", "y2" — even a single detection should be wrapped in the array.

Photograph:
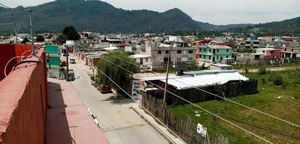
[{"x1": 1, "y1": 0, "x2": 300, "y2": 25}]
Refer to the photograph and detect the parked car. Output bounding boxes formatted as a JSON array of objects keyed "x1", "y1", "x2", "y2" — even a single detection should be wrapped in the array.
[
  {"x1": 65, "y1": 69, "x2": 75, "y2": 81},
  {"x1": 70, "y1": 58, "x2": 76, "y2": 64},
  {"x1": 140, "y1": 65, "x2": 151, "y2": 71},
  {"x1": 97, "y1": 84, "x2": 112, "y2": 94}
]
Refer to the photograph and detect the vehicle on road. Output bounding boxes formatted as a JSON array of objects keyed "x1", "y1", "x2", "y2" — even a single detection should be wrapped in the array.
[
  {"x1": 70, "y1": 58, "x2": 76, "y2": 64},
  {"x1": 65, "y1": 69, "x2": 75, "y2": 81},
  {"x1": 97, "y1": 84, "x2": 112, "y2": 94}
]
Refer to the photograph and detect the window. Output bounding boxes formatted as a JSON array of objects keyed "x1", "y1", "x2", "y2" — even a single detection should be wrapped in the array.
[
  {"x1": 226, "y1": 49, "x2": 229, "y2": 52},
  {"x1": 164, "y1": 57, "x2": 168, "y2": 62},
  {"x1": 255, "y1": 55, "x2": 260, "y2": 60},
  {"x1": 204, "y1": 49, "x2": 206, "y2": 52},
  {"x1": 145, "y1": 58, "x2": 148, "y2": 62},
  {"x1": 200, "y1": 55, "x2": 202, "y2": 58},
  {"x1": 262, "y1": 50, "x2": 265, "y2": 53},
  {"x1": 209, "y1": 56, "x2": 211, "y2": 59},
  {"x1": 188, "y1": 57, "x2": 193, "y2": 61},
  {"x1": 226, "y1": 56, "x2": 228, "y2": 58},
  {"x1": 270, "y1": 51, "x2": 274, "y2": 54},
  {"x1": 166, "y1": 50, "x2": 169, "y2": 54},
  {"x1": 292, "y1": 49, "x2": 294, "y2": 52},
  {"x1": 158, "y1": 50, "x2": 162, "y2": 54},
  {"x1": 189, "y1": 50, "x2": 193, "y2": 54},
  {"x1": 177, "y1": 50, "x2": 182, "y2": 54}
]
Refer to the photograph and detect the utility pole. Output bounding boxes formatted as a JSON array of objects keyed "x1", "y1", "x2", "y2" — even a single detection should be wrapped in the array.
[
  {"x1": 28, "y1": 7, "x2": 34, "y2": 55},
  {"x1": 66, "y1": 46, "x2": 69, "y2": 81},
  {"x1": 14, "y1": 22, "x2": 17, "y2": 43},
  {"x1": 163, "y1": 46, "x2": 171, "y2": 104}
]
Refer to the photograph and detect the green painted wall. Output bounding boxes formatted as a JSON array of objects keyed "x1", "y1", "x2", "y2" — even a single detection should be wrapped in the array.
[
  {"x1": 45, "y1": 45, "x2": 59, "y2": 54},
  {"x1": 199, "y1": 46, "x2": 232, "y2": 62}
]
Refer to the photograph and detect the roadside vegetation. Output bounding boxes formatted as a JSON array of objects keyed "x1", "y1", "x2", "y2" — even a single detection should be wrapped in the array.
[
  {"x1": 169, "y1": 70, "x2": 300, "y2": 144},
  {"x1": 95, "y1": 51, "x2": 139, "y2": 94}
]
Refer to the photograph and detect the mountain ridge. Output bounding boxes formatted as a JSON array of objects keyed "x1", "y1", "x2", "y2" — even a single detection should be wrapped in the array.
[{"x1": 0, "y1": 0, "x2": 299, "y2": 35}]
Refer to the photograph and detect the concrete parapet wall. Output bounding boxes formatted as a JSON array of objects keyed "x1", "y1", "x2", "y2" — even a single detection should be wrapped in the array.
[{"x1": 0, "y1": 49, "x2": 47, "y2": 144}]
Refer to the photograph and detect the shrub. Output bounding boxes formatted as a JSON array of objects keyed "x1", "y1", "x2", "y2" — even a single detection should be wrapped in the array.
[
  {"x1": 273, "y1": 75, "x2": 284, "y2": 86},
  {"x1": 282, "y1": 81, "x2": 288, "y2": 88},
  {"x1": 258, "y1": 67, "x2": 267, "y2": 74},
  {"x1": 245, "y1": 68, "x2": 249, "y2": 73},
  {"x1": 90, "y1": 75, "x2": 95, "y2": 81},
  {"x1": 262, "y1": 78, "x2": 266, "y2": 84}
]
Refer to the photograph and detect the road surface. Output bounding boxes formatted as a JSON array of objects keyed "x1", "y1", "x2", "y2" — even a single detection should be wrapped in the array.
[{"x1": 69, "y1": 63, "x2": 168, "y2": 144}]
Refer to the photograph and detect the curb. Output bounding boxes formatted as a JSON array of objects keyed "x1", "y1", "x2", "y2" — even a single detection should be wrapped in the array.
[{"x1": 130, "y1": 106, "x2": 179, "y2": 144}]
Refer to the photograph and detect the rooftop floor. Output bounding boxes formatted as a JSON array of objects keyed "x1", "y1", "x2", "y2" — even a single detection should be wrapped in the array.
[{"x1": 46, "y1": 78, "x2": 108, "y2": 144}]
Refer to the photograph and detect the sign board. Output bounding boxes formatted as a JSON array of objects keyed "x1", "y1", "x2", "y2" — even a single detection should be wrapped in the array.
[
  {"x1": 197, "y1": 123, "x2": 207, "y2": 137},
  {"x1": 132, "y1": 80, "x2": 140, "y2": 97}
]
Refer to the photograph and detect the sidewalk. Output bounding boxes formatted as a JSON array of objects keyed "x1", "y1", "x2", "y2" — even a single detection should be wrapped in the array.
[
  {"x1": 131, "y1": 104, "x2": 186, "y2": 144},
  {"x1": 46, "y1": 78, "x2": 109, "y2": 144}
]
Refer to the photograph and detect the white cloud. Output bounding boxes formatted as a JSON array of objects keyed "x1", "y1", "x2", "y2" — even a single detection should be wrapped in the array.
[{"x1": 1, "y1": 0, "x2": 300, "y2": 24}]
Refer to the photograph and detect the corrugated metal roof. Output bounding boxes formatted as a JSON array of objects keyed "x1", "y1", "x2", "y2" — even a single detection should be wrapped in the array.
[
  {"x1": 161, "y1": 71, "x2": 248, "y2": 90},
  {"x1": 137, "y1": 70, "x2": 249, "y2": 90}
]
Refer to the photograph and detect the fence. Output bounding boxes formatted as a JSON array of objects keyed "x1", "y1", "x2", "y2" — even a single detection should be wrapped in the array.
[
  {"x1": 164, "y1": 79, "x2": 258, "y2": 105},
  {"x1": 141, "y1": 92, "x2": 229, "y2": 144}
]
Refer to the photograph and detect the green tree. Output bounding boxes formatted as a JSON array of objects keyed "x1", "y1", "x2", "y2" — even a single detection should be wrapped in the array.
[
  {"x1": 36, "y1": 35, "x2": 45, "y2": 42},
  {"x1": 56, "y1": 34, "x2": 67, "y2": 45},
  {"x1": 96, "y1": 51, "x2": 139, "y2": 94},
  {"x1": 22, "y1": 37, "x2": 29, "y2": 44},
  {"x1": 62, "y1": 26, "x2": 80, "y2": 40}
]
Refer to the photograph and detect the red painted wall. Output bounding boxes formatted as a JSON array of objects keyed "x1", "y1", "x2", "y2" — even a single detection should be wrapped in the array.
[
  {"x1": 0, "y1": 49, "x2": 47, "y2": 144},
  {"x1": 0, "y1": 44, "x2": 33, "y2": 80},
  {"x1": 0, "y1": 44, "x2": 16, "y2": 81},
  {"x1": 265, "y1": 49, "x2": 281, "y2": 60}
]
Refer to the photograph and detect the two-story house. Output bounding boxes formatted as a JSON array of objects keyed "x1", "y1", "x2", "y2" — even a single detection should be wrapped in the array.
[
  {"x1": 199, "y1": 44, "x2": 233, "y2": 63},
  {"x1": 151, "y1": 42, "x2": 196, "y2": 69}
]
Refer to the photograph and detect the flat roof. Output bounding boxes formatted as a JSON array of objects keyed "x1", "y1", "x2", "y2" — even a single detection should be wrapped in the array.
[
  {"x1": 136, "y1": 70, "x2": 248, "y2": 90},
  {"x1": 211, "y1": 64, "x2": 233, "y2": 67},
  {"x1": 130, "y1": 54, "x2": 151, "y2": 59},
  {"x1": 163, "y1": 71, "x2": 248, "y2": 90}
]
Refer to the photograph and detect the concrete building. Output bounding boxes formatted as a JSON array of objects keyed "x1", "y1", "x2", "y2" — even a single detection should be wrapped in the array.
[
  {"x1": 45, "y1": 45, "x2": 61, "y2": 78},
  {"x1": 130, "y1": 54, "x2": 152, "y2": 71},
  {"x1": 280, "y1": 47, "x2": 300, "y2": 58},
  {"x1": 255, "y1": 48, "x2": 281, "y2": 60},
  {"x1": 151, "y1": 44, "x2": 196, "y2": 69},
  {"x1": 199, "y1": 44, "x2": 233, "y2": 63},
  {"x1": 236, "y1": 53, "x2": 257, "y2": 65}
]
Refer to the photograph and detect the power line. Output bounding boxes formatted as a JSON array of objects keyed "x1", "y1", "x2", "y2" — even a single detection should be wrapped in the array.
[
  {"x1": 0, "y1": 22, "x2": 15, "y2": 26},
  {"x1": 100, "y1": 56, "x2": 273, "y2": 144},
  {"x1": 172, "y1": 79, "x2": 300, "y2": 128},
  {"x1": 0, "y1": 3, "x2": 11, "y2": 9},
  {"x1": 97, "y1": 69, "x2": 181, "y2": 144},
  {"x1": 216, "y1": 112, "x2": 300, "y2": 141},
  {"x1": 108, "y1": 54, "x2": 300, "y2": 141},
  {"x1": 109, "y1": 55, "x2": 300, "y2": 129}
]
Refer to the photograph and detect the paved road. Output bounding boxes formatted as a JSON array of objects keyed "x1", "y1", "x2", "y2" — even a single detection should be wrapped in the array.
[
  {"x1": 69, "y1": 63, "x2": 168, "y2": 144},
  {"x1": 237, "y1": 65, "x2": 300, "y2": 73}
]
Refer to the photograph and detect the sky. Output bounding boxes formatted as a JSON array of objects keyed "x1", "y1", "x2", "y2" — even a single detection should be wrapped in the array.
[{"x1": 1, "y1": 0, "x2": 300, "y2": 25}]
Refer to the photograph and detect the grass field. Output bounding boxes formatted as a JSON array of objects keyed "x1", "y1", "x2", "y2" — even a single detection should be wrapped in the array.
[{"x1": 169, "y1": 70, "x2": 300, "y2": 144}]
